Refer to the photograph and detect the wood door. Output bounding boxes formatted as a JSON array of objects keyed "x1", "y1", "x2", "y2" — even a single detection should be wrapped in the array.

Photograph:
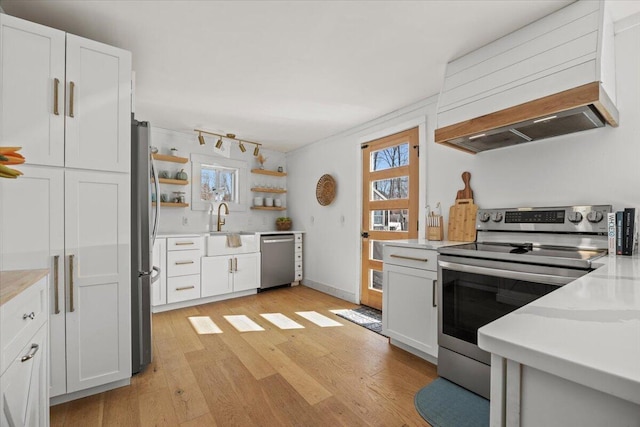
[
  {"x1": 64, "y1": 34, "x2": 131, "y2": 173},
  {"x1": 64, "y1": 169, "x2": 131, "y2": 392},
  {"x1": 0, "y1": 14, "x2": 65, "y2": 167},
  {"x1": 361, "y1": 128, "x2": 419, "y2": 309},
  {"x1": 0, "y1": 165, "x2": 67, "y2": 397}
]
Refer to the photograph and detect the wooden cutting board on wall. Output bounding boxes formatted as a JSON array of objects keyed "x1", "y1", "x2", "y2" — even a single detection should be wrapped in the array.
[{"x1": 448, "y1": 172, "x2": 478, "y2": 241}]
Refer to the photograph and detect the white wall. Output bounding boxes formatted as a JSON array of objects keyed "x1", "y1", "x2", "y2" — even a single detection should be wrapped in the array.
[
  {"x1": 287, "y1": 17, "x2": 640, "y2": 303},
  {"x1": 150, "y1": 127, "x2": 288, "y2": 234}
]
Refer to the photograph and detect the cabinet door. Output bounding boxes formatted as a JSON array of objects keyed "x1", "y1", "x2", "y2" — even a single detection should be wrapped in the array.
[
  {"x1": 0, "y1": 324, "x2": 48, "y2": 427},
  {"x1": 0, "y1": 166, "x2": 67, "y2": 397},
  {"x1": 0, "y1": 14, "x2": 65, "y2": 167},
  {"x1": 151, "y1": 238, "x2": 167, "y2": 306},
  {"x1": 64, "y1": 170, "x2": 131, "y2": 392},
  {"x1": 64, "y1": 34, "x2": 131, "y2": 173},
  {"x1": 233, "y1": 253, "x2": 260, "y2": 292},
  {"x1": 382, "y1": 263, "x2": 438, "y2": 357},
  {"x1": 201, "y1": 256, "x2": 232, "y2": 297}
]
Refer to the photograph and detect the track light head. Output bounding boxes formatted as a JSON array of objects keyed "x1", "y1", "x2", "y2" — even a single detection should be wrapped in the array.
[
  {"x1": 215, "y1": 137, "x2": 223, "y2": 149},
  {"x1": 198, "y1": 133, "x2": 206, "y2": 145},
  {"x1": 238, "y1": 141, "x2": 246, "y2": 153},
  {"x1": 253, "y1": 145, "x2": 260, "y2": 156}
]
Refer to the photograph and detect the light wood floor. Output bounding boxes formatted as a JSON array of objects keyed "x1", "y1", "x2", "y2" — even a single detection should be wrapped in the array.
[{"x1": 51, "y1": 285, "x2": 436, "y2": 426}]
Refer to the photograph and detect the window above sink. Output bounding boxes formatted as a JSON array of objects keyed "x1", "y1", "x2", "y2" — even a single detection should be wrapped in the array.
[{"x1": 191, "y1": 154, "x2": 249, "y2": 212}]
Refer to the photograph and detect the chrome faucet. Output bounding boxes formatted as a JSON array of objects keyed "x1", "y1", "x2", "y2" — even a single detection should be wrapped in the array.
[{"x1": 217, "y1": 202, "x2": 229, "y2": 232}]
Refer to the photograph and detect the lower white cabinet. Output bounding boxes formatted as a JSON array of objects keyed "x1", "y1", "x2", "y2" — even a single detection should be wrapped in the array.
[
  {"x1": 201, "y1": 253, "x2": 260, "y2": 297},
  {"x1": 382, "y1": 245, "x2": 438, "y2": 360},
  {"x1": 151, "y1": 238, "x2": 167, "y2": 306},
  {"x1": 165, "y1": 236, "x2": 203, "y2": 304}
]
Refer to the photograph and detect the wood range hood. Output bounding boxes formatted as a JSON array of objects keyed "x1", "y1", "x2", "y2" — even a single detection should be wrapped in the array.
[{"x1": 435, "y1": 81, "x2": 619, "y2": 154}]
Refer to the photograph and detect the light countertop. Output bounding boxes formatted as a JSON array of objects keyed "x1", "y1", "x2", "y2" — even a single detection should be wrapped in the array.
[
  {"x1": 0, "y1": 269, "x2": 49, "y2": 307},
  {"x1": 383, "y1": 239, "x2": 469, "y2": 250},
  {"x1": 478, "y1": 254, "x2": 640, "y2": 405},
  {"x1": 158, "y1": 230, "x2": 304, "y2": 238}
]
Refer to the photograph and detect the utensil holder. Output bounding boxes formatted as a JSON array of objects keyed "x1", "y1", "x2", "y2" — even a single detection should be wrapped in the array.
[{"x1": 427, "y1": 215, "x2": 444, "y2": 241}]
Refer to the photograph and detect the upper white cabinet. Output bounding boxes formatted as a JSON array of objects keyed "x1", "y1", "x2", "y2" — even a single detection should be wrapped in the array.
[{"x1": 0, "y1": 14, "x2": 131, "y2": 172}]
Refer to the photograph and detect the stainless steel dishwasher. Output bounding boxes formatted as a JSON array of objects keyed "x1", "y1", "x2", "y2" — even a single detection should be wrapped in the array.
[{"x1": 260, "y1": 234, "x2": 295, "y2": 290}]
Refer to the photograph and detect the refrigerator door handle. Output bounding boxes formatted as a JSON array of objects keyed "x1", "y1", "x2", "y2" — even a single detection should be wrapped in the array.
[
  {"x1": 150, "y1": 266, "x2": 161, "y2": 284},
  {"x1": 150, "y1": 155, "x2": 161, "y2": 247}
]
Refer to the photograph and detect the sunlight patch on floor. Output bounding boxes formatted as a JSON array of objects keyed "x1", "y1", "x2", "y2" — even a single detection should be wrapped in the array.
[
  {"x1": 224, "y1": 315, "x2": 265, "y2": 332},
  {"x1": 260, "y1": 313, "x2": 305, "y2": 329},
  {"x1": 187, "y1": 316, "x2": 224, "y2": 334},
  {"x1": 295, "y1": 311, "x2": 343, "y2": 327}
]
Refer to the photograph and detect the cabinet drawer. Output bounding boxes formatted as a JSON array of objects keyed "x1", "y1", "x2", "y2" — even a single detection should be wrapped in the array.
[
  {"x1": 0, "y1": 276, "x2": 47, "y2": 375},
  {"x1": 167, "y1": 237, "x2": 203, "y2": 252},
  {"x1": 294, "y1": 234, "x2": 303, "y2": 243},
  {"x1": 167, "y1": 275, "x2": 201, "y2": 304},
  {"x1": 167, "y1": 250, "x2": 201, "y2": 277},
  {"x1": 383, "y1": 246, "x2": 437, "y2": 271},
  {"x1": 295, "y1": 243, "x2": 303, "y2": 252}
]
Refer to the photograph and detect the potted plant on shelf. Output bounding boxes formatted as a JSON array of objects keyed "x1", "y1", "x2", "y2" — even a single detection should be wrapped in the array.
[{"x1": 276, "y1": 217, "x2": 292, "y2": 231}]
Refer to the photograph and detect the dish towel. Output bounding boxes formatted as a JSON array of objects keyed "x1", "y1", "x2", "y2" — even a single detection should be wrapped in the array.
[{"x1": 226, "y1": 234, "x2": 242, "y2": 248}]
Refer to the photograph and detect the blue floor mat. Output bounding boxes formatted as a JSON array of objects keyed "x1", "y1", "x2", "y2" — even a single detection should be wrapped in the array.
[{"x1": 414, "y1": 377, "x2": 489, "y2": 427}]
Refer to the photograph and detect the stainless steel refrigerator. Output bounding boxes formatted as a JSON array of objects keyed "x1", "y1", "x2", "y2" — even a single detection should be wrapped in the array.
[{"x1": 131, "y1": 115, "x2": 160, "y2": 374}]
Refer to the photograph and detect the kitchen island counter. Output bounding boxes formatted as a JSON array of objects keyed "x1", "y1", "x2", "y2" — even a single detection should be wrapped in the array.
[{"x1": 479, "y1": 254, "x2": 640, "y2": 408}]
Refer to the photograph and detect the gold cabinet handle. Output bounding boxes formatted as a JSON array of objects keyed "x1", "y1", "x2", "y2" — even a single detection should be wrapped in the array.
[
  {"x1": 234, "y1": 257, "x2": 238, "y2": 272},
  {"x1": 69, "y1": 254, "x2": 75, "y2": 312},
  {"x1": 21, "y1": 343, "x2": 40, "y2": 363},
  {"x1": 69, "y1": 81, "x2": 75, "y2": 118},
  {"x1": 54, "y1": 255, "x2": 60, "y2": 314},
  {"x1": 53, "y1": 78, "x2": 60, "y2": 116},
  {"x1": 174, "y1": 260, "x2": 194, "y2": 265},
  {"x1": 228, "y1": 258, "x2": 233, "y2": 273},
  {"x1": 175, "y1": 241, "x2": 194, "y2": 246},
  {"x1": 389, "y1": 254, "x2": 429, "y2": 262},
  {"x1": 175, "y1": 286, "x2": 195, "y2": 291}
]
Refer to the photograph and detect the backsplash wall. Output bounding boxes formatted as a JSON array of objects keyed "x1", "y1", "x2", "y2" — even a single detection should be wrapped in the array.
[{"x1": 149, "y1": 127, "x2": 287, "y2": 234}]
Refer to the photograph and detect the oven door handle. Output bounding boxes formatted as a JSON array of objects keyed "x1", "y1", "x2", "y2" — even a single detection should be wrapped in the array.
[{"x1": 438, "y1": 261, "x2": 572, "y2": 286}]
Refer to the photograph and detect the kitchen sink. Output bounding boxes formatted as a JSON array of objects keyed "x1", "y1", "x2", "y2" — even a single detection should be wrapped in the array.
[{"x1": 205, "y1": 232, "x2": 258, "y2": 256}]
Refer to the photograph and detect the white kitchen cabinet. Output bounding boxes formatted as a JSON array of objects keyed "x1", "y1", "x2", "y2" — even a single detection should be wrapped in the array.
[
  {"x1": 294, "y1": 233, "x2": 303, "y2": 283},
  {"x1": 166, "y1": 236, "x2": 203, "y2": 304},
  {"x1": 0, "y1": 14, "x2": 131, "y2": 172},
  {"x1": 151, "y1": 238, "x2": 167, "y2": 307},
  {"x1": 0, "y1": 13, "x2": 131, "y2": 400},
  {"x1": 382, "y1": 245, "x2": 438, "y2": 361},
  {"x1": 201, "y1": 252, "x2": 260, "y2": 297},
  {"x1": 0, "y1": 273, "x2": 49, "y2": 427}
]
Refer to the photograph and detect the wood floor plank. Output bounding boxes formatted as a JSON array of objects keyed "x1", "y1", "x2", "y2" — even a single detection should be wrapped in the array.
[
  {"x1": 179, "y1": 412, "x2": 218, "y2": 427},
  {"x1": 102, "y1": 386, "x2": 140, "y2": 427},
  {"x1": 138, "y1": 389, "x2": 181, "y2": 427},
  {"x1": 60, "y1": 393, "x2": 104, "y2": 427}
]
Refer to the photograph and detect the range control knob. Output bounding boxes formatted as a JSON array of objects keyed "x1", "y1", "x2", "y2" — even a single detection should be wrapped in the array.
[
  {"x1": 491, "y1": 212, "x2": 504, "y2": 222},
  {"x1": 587, "y1": 211, "x2": 604, "y2": 223},
  {"x1": 568, "y1": 211, "x2": 583, "y2": 223},
  {"x1": 478, "y1": 212, "x2": 491, "y2": 222}
]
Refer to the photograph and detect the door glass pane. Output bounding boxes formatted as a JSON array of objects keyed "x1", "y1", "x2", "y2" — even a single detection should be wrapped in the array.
[
  {"x1": 370, "y1": 143, "x2": 409, "y2": 172},
  {"x1": 371, "y1": 176, "x2": 408, "y2": 200},
  {"x1": 370, "y1": 209, "x2": 409, "y2": 231},
  {"x1": 370, "y1": 240, "x2": 384, "y2": 261},
  {"x1": 370, "y1": 270, "x2": 383, "y2": 291}
]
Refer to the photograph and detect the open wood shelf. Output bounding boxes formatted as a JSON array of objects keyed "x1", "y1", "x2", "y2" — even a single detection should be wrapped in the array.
[
  {"x1": 154, "y1": 178, "x2": 189, "y2": 185},
  {"x1": 251, "y1": 187, "x2": 286, "y2": 193},
  {"x1": 152, "y1": 202, "x2": 189, "y2": 207},
  {"x1": 250, "y1": 206, "x2": 286, "y2": 211},
  {"x1": 251, "y1": 169, "x2": 287, "y2": 177},
  {"x1": 152, "y1": 153, "x2": 189, "y2": 164}
]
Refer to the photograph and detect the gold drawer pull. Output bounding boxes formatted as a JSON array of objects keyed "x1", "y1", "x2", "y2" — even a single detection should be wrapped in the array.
[
  {"x1": 53, "y1": 255, "x2": 60, "y2": 314},
  {"x1": 69, "y1": 81, "x2": 75, "y2": 118},
  {"x1": 175, "y1": 241, "x2": 195, "y2": 246},
  {"x1": 389, "y1": 254, "x2": 428, "y2": 262},
  {"x1": 53, "y1": 78, "x2": 60, "y2": 115},
  {"x1": 21, "y1": 343, "x2": 40, "y2": 363},
  {"x1": 175, "y1": 260, "x2": 195, "y2": 265},
  {"x1": 69, "y1": 254, "x2": 75, "y2": 312},
  {"x1": 176, "y1": 285, "x2": 195, "y2": 291}
]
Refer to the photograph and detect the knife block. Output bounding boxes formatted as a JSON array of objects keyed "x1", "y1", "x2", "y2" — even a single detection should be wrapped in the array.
[{"x1": 427, "y1": 215, "x2": 444, "y2": 241}]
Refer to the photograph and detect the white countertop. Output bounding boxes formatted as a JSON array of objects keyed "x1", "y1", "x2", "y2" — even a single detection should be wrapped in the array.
[
  {"x1": 383, "y1": 238, "x2": 469, "y2": 250},
  {"x1": 158, "y1": 230, "x2": 304, "y2": 238},
  {"x1": 478, "y1": 254, "x2": 640, "y2": 405}
]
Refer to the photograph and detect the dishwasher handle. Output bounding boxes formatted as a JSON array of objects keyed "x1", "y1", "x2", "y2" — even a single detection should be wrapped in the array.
[{"x1": 262, "y1": 238, "x2": 294, "y2": 244}]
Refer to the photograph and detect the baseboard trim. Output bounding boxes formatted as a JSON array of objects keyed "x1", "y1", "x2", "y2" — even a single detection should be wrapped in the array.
[
  {"x1": 50, "y1": 378, "x2": 131, "y2": 406},
  {"x1": 152, "y1": 289, "x2": 257, "y2": 313},
  {"x1": 301, "y1": 279, "x2": 358, "y2": 304}
]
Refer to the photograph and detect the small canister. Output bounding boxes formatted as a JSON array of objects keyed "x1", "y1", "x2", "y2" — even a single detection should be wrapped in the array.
[
  {"x1": 254, "y1": 197, "x2": 263, "y2": 207},
  {"x1": 264, "y1": 197, "x2": 274, "y2": 207}
]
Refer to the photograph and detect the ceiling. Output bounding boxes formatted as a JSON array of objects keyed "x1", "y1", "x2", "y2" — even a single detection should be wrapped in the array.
[{"x1": 2, "y1": 1, "x2": 639, "y2": 152}]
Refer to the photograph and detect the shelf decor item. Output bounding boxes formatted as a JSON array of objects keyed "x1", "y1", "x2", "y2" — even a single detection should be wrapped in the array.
[
  {"x1": 170, "y1": 148, "x2": 179, "y2": 157},
  {"x1": 175, "y1": 169, "x2": 188, "y2": 181},
  {"x1": 257, "y1": 153, "x2": 267, "y2": 169},
  {"x1": 0, "y1": 146, "x2": 25, "y2": 179},
  {"x1": 276, "y1": 217, "x2": 292, "y2": 231},
  {"x1": 316, "y1": 174, "x2": 336, "y2": 206}
]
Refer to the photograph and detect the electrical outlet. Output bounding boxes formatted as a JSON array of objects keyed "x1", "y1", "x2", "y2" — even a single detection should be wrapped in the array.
[{"x1": 182, "y1": 216, "x2": 188, "y2": 226}]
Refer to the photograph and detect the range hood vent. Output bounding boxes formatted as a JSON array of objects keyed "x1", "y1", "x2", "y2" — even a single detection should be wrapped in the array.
[
  {"x1": 435, "y1": 1, "x2": 619, "y2": 154},
  {"x1": 435, "y1": 82, "x2": 618, "y2": 154}
]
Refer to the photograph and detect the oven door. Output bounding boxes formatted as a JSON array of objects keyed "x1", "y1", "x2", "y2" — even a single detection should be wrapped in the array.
[{"x1": 437, "y1": 255, "x2": 587, "y2": 364}]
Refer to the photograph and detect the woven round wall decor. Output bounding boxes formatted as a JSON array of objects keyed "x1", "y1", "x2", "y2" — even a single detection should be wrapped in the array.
[{"x1": 316, "y1": 174, "x2": 336, "y2": 206}]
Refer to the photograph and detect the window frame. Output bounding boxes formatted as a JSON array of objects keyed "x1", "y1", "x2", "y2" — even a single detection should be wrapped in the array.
[{"x1": 190, "y1": 153, "x2": 249, "y2": 212}]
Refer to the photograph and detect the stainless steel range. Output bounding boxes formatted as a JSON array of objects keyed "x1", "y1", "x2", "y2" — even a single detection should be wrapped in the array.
[{"x1": 437, "y1": 205, "x2": 611, "y2": 398}]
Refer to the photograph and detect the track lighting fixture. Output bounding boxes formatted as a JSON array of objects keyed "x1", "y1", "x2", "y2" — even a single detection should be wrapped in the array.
[{"x1": 193, "y1": 128, "x2": 263, "y2": 157}]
